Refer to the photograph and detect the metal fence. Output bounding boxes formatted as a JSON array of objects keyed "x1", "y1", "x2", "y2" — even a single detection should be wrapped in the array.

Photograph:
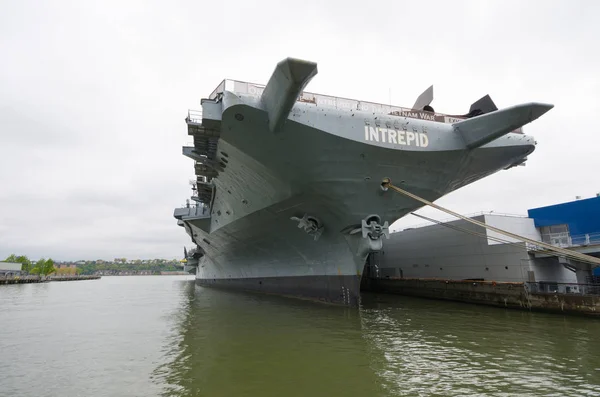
[
  {"x1": 187, "y1": 109, "x2": 203, "y2": 124},
  {"x1": 174, "y1": 204, "x2": 209, "y2": 219},
  {"x1": 541, "y1": 232, "x2": 600, "y2": 248},
  {"x1": 570, "y1": 232, "x2": 600, "y2": 246},
  {"x1": 204, "y1": 79, "x2": 525, "y2": 131},
  {"x1": 526, "y1": 281, "x2": 600, "y2": 296}
]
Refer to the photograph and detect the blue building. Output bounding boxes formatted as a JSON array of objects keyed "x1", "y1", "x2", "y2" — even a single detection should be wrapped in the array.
[{"x1": 528, "y1": 195, "x2": 600, "y2": 277}]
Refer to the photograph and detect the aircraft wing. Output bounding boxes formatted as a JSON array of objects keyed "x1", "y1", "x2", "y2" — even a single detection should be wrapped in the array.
[{"x1": 453, "y1": 102, "x2": 554, "y2": 148}]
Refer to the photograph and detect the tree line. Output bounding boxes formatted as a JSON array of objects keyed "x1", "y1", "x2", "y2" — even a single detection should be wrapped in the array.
[
  {"x1": 4, "y1": 254, "x2": 58, "y2": 276},
  {"x1": 76, "y1": 262, "x2": 180, "y2": 275},
  {"x1": 4, "y1": 254, "x2": 181, "y2": 276}
]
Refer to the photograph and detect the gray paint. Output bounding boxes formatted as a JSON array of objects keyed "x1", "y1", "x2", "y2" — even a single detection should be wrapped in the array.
[
  {"x1": 197, "y1": 274, "x2": 360, "y2": 306},
  {"x1": 379, "y1": 215, "x2": 577, "y2": 284},
  {"x1": 175, "y1": 58, "x2": 553, "y2": 305},
  {"x1": 260, "y1": 58, "x2": 318, "y2": 133},
  {"x1": 453, "y1": 103, "x2": 552, "y2": 149}
]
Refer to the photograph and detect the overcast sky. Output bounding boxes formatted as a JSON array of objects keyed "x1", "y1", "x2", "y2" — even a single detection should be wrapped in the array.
[{"x1": 1, "y1": 0, "x2": 599, "y2": 261}]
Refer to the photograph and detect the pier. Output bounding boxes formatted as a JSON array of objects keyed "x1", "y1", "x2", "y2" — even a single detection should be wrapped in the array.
[
  {"x1": 0, "y1": 275, "x2": 101, "y2": 285},
  {"x1": 0, "y1": 275, "x2": 45, "y2": 285},
  {"x1": 48, "y1": 275, "x2": 101, "y2": 282},
  {"x1": 364, "y1": 278, "x2": 600, "y2": 317}
]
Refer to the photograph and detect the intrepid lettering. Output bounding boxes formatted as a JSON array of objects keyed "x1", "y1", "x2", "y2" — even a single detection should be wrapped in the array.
[{"x1": 364, "y1": 126, "x2": 429, "y2": 147}]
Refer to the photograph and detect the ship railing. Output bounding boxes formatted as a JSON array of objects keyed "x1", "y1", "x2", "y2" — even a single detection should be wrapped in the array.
[
  {"x1": 186, "y1": 246, "x2": 199, "y2": 256},
  {"x1": 175, "y1": 204, "x2": 210, "y2": 219},
  {"x1": 206, "y1": 79, "x2": 523, "y2": 131},
  {"x1": 187, "y1": 109, "x2": 203, "y2": 124},
  {"x1": 209, "y1": 80, "x2": 226, "y2": 100}
]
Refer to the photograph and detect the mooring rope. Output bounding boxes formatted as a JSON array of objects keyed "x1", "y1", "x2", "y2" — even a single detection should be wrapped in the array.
[
  {"x1": 409, "y1": 212, "x2": 564, "y2": 258},
  {"x1": 383, "y1": 180, "x2": 600, "y2": 266}
]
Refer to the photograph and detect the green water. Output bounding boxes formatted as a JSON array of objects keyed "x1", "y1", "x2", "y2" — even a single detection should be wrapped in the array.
[{"x1": 1, "y1": 276, "x2": 599, "y2": 396}]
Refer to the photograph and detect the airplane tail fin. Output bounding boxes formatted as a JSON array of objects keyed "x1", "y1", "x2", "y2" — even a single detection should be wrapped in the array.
[
  {"x1": 412, "y1": 85, "x2": 434, "y2": 110},
  {"x1": 453, "y1": 102, "x2": 553, "y2": 149},
  {"x1": 261, "y1": 58, "x2": 318, "y2": 133},
  {"x1": 466, "y1": 94, "x2": 498, "y2": 117}
]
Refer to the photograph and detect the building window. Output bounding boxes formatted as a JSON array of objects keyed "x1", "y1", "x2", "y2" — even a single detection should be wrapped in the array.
[{"x1": 540, "y1": 224, "x2": 570, "y2": 246}]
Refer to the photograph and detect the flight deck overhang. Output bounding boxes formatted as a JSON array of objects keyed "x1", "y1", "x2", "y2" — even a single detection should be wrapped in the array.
[{"x1": 174, "y1": 206, "x2": 210, "y2": 221}]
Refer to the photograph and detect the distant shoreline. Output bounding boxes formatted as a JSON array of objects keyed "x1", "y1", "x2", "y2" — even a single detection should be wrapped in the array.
[
  {"x1": 1, "y1": 275, "x2": 101, "y2": 285},
  {"x1": 1, "y1": 273, "x2": 194, "y2": 285},
  {"x1": 94, "y1": 272, "x2": 192, "y2": 276}
]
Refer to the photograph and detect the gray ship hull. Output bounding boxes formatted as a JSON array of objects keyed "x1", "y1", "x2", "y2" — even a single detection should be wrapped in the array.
[
  {"x1": 196, "y1": 275, "x2": 361, "y2": 306},
  {"x1": 175, "y1": 58, "x2": 550, "y2": 306},
  {"x1": 182, "y1": 117, "x2": 534, "y2": 305}
]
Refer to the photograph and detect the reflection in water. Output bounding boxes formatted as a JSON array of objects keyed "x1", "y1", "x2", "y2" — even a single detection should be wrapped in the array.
[
  {"x1": 155, "y1": 283, "x2": 385, "y2": 396},
  {"x1": 158, "y1": 286, "x2": 600, "y2": 397}
]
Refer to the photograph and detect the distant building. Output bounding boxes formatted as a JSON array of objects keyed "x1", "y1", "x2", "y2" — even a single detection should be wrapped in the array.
[
  {"x1": 377, "y1": 196, "x2": 600, "y2": 288},
  {"x1": 528, "y1": 196, "x2": 600, "y2": 278},
  {"x1": 528, "y1": 195, "x2": 600, "y2": 248},
  {"x1": 0, "y1": 262, "x2": 24, "y2": 277},
  {"x1": 378, "y1": 214, "x2": 566, "y2": 283}
]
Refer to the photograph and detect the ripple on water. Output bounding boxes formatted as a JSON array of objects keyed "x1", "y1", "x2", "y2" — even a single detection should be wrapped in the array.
[
  {"x1": 2, "y1": 280, "x2": 600, "y2": 397},
  {"x1": 360, "y1": 294, "x2": 600, "y2": 396}
]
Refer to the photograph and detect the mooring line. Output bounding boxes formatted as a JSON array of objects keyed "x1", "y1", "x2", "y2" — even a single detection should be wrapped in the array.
[{"x1": 383, "y1": 180, "x2": 600, "y2": 266}]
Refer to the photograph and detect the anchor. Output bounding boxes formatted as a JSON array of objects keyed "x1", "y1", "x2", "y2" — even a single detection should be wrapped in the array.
[
  {"x1": 290, "y1": 214, "x2": 324, "y2": 241},
  {"x1": 349, "y1": 214, "x2": 389, "y2": 251}
]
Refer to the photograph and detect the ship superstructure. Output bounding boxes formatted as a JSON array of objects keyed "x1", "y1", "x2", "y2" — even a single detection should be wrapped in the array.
[{"x1": 174, "y1": 57, "x2": 552, "y2": 306}]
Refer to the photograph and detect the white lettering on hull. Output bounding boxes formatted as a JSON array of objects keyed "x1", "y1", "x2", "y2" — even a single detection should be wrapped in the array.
[{"x1": 364, "y1": 126, "x2": 429, "y2": 148}]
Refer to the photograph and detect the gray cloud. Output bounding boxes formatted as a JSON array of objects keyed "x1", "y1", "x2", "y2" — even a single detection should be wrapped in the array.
[{"x1": 1, "y1": 0, "x2": 599, "y2": 259}]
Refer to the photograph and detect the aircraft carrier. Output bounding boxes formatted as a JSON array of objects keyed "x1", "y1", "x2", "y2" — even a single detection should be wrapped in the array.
[{"x1": 173, "y1": 57, "x2": 553, "y2": 306}]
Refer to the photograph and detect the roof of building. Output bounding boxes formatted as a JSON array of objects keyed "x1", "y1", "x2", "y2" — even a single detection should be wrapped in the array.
[{"x1": 0, "y1": 262, "x2": 23, "y2": 271}]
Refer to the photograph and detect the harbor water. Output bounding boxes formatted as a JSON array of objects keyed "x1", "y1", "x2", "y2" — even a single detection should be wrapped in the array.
[{"x1": 1, "y1": 276, "x2": 599, "y2": 397}]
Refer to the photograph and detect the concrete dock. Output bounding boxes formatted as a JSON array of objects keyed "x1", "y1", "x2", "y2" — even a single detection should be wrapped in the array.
[{"x1": 364, "y1": 277, "x2": 600, "y2": 317}]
